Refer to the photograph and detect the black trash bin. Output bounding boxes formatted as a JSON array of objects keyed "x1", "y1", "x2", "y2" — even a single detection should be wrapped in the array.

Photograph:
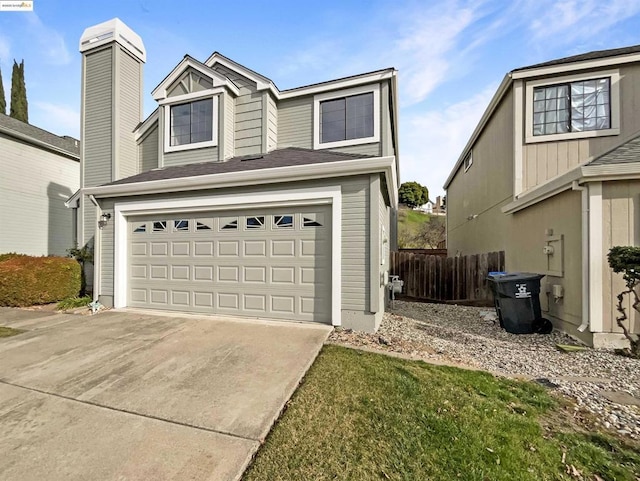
[{"x1": 487, "y1": 272, "x2": 544, "y2": 334}]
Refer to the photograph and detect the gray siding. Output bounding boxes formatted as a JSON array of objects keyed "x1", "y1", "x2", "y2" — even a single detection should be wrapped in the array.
[
  {"x1": 163, "y1": 146, "x2": 219, "y2": 167},
  {"x1": 278, "y1": 96, "x2": 313, "y2": 148},
  {"x1": 223, "y1": 93, "x2": 235, "y2": 159},
  {"x1": 267, "y1": 93, "x2": 278, "y2": 152},
  {"x1": 96, "y1": 175, "x2": 370, "y2": 312},
  {"x1": 115, "y1": 47, "x2": 142, "y2": 180},
  {"x1": 330, "y1": 143, "x2": 381, "y2": 157},
  {"x1": 138, "y1": 124, "x2": 158, "y2": 172},
  {"x1": 212, "y1": 64, "x2": 263, "y2": 156},
  {"x1": 0, "y1": 135, "x2": 79, "y2": 256},
  {"x1": 84, "y1": 47, "x2": 113, "y2": 187}
]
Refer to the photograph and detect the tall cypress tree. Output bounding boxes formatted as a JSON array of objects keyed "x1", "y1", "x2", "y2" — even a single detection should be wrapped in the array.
[
  {"x1": 10, "y1": 59, "x2": 28, "y2": 123},
  {"x1": 0, "y1": 67, "x2": 5, "y2": 115}
]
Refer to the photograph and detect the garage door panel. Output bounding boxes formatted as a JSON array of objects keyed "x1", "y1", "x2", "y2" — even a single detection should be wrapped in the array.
[
  {"x1": 243, "y1": 266, "x2": 266, "y2": 283},
  {"x1": 194, "y1": 241, "x2": 214, "y2": 256},
  {"x1": 128, "y1": 206, "x2": 331, "y2": 323},
  {"x1": 244, "y1": 240, "x2": 266, "y2": 257},
  {"x1": 218, "y1": 241, "x2": 239, "y2": 256}
]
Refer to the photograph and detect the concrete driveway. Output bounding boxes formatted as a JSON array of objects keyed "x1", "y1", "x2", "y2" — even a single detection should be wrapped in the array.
[{"x1": 0, "y1": 308, "x2": 331, "y2": 480}]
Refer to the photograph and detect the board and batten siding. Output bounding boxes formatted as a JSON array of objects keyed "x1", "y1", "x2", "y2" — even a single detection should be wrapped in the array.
[
  {"x1": 522, "y1": 63, "x2": 640, "y2": 191},
  {"x1": 83, "y1": 46, "x2": 113, "y2": 246},
  {"x1": 138, "y1": 123, "x2": 158, "y2": 172},
  {"x1": 278, "y1": 96, "x2": 313, "y2": 148},
  {"x1": 601, "y1": 180, "x2": 640, "y2": 335},
  {"x1": 0, "y1": 135, "x2": 79, "y2": 256},
  {"x1": 96, "y1": 175, "x2": 371, "y2": 313},
  {"x1": 115, "y1": 47, "x2": 142, "y2": 180},
  {"x1": 223, "y1": 93, "x2": 235, "y2": 159},
  {"x1": 267, "y1": 93, "x2": 277, "y2": 152},
  {"x1": 212, "y1": 64, "x2": 263, "y2": 157},
  {"x1": 163, "y1": 146, "x2": 219, "y2": 167}
]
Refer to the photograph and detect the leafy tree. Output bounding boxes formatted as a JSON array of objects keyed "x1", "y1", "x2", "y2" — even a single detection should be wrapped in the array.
[
  {"x1": 398, "y1": 181, "x2": 429, "y2": 209},
  {"x1": 607, "y1": 246, "x2": 640, "y2": 357},
  {"x1": 0, "y1": 67, "x2": 5, "y2": 115},
  {"x1": 10, "y1": 59, "x2": 28, "y2": 123}
]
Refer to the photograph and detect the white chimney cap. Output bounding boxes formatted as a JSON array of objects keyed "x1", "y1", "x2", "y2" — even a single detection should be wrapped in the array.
[{"x1": 80, "y1": 18, "x2": 146, "y2": 62}]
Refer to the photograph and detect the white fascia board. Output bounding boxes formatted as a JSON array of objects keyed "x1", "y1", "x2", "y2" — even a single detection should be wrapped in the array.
[
  {"x1": 113, "y1": 185, "x2": 343, "y2": 325},
  {"x1": 279, "y1": 70, "x2": 396, "y2": 100},
  {"x1": 85, "y1": 156, "x2": 398, "y2": 204},
  {"x1": 443, "y1": 73, "x2": 513, "y2": 189},
  {"x1": 502, "y1": 168, "x2": 582, "y2": 214},
  {"x1": 64, "y1": 188, "x2": 82, "y2": 208},
  {"x1": 582, "y1": 163, "x2": 640, "y2": 179},
  {"x1": 151, "y1": 57, "x2": 240, "y2": 100},
  {"x1": 205, "y1": 54, "x2": 279, "y2": 96},
  {"x1": 134, "y1": 108, "x2": 159, "y2": 142},
  {"x1": 511, "y1": 53, "x2": 640, "y2": 80}
]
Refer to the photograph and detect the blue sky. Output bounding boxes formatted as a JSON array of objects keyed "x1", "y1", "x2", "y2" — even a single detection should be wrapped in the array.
[{"x1": 1, "y1": 1, "x2": 640, "y2": 198}]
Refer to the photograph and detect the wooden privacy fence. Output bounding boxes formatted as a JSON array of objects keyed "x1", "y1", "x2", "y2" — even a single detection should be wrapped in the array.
[{"x1": 390, "y1": 251, "x2": 505, "y2": 302}]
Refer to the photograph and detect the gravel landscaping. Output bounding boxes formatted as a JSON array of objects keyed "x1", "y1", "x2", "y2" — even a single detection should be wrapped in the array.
[{"x1": 328, "y1": 300, "x2": 640, "y2": 440}]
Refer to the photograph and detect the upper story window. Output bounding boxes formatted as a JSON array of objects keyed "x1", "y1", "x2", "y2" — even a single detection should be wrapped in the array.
[
  {"x1": 525, "y1": 70, "x2": 619, "y2": 143},
  {"x1": 464, "y1": 151, "x2": 473, "y2": 172},
  {"x1": 533, "y1": 78, "x2": 610, "y2": 136},
  {"x1": 313, "y1": 84, "x2": 380, "y2": 149},
  {"x1": 163, "y1": 94, "x2": 219, "y2": 153},
  {"x1": 170, "y1": 99, "x2": 213, "y2": 146}
]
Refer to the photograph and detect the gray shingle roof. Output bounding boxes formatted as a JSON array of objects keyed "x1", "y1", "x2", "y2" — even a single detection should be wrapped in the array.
[
  {"x1": 0, "y1": 113, "x2": 80, "y2": 158},
  {"x1": 514, "y1": 45, "x2": 640, "y2": 72},
  {"x1": 106, "y1": 147, "x2": 370, "y2": 186},
  {"x1": 588, "y1": 134, "x2": 640, "y2": 166}
]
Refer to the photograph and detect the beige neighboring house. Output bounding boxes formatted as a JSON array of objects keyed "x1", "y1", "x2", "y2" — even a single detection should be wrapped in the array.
[
  {"x1": 69, "y1": 18, "x2": 399, "y2": 332},
  {"x1": 444, "y1": 45, "x2": 640, "y2": 348},
  {"x1": 0, "y1": 113, "x2": 80, "y2": 256}
]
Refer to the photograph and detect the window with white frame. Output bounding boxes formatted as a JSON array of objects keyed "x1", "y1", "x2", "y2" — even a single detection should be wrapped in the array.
[
  {"x1": 314, "y1": 84, "x2": 380, "y2": 149},
  {"x1": 464, "y1": 151, "x2": 472, "y2": 171},
  {"x1": 163, "y1": 95, "x2": 219, "y2": 153},
  {"x1": 525, "y1": 70, "x2": 619, "y2": 143}
]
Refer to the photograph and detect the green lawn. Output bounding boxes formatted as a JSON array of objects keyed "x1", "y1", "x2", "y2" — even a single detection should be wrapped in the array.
[
  {"x1": 0, "y1": 326, "x2": 24, "y2": 338},
  {"x1": 243, "y1": 345, "x2": 640, "y2": 481}
]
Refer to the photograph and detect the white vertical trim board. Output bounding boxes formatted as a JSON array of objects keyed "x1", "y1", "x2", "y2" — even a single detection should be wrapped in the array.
[
  {"x1": 588, "y1": 182, "x2": 603, "y2": 332},
  {"x1": 113, "y1": 186, "x2": 343, "y2": 325},
  {"x1": 513, "y1": 79, "x2": 524, "y2": 196}
]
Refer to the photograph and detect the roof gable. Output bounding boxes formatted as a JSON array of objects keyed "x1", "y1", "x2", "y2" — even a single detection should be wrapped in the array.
[{"x1": 151, "y1": 55, "x2": 240, "y2": 101}]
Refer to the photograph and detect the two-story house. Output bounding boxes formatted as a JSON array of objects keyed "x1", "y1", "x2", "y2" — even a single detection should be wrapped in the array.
[
  {"x1": 445, "y1": 45, "x2": 640, "y2": 348},
  {"x1": 69, "y1": 18, "x2": 399, "y2": 332},
  {"x1": 1, "y1": 113, "x2": 79, "y2": 256}
]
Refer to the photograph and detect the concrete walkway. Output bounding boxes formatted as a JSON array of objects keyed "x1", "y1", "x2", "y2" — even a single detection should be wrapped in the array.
[{"x1": 0, "y1": 308, "x2": 331, "y2": 480}]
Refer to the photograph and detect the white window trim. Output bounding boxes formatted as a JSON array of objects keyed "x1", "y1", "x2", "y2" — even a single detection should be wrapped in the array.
[
  {"x1": 464, "y1": 151, "x2": 473, "y2": 172},
  {"x1": 113, "y1": 186, "x2": 343, "y2": 325},
  {"x1": 313, "y1": 83, "x2": 380, "y2": 150},
  {"x1": 525, "y1": 69, "x2": 620, "y2": 144},
  {"x1": 163, "y1": 93, "x2": 219, "y2": 153}
]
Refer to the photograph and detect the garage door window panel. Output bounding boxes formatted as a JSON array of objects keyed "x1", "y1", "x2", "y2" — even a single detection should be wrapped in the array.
[
  {"x1": 153, "y1": 221, "x2": 167, "y2": 232},
  {"x1": 246, "y1": 216, "x2": 265, "y2": 229},
  {"x1": 274, "y1": 215, "x2": 294, "y2": 228}
]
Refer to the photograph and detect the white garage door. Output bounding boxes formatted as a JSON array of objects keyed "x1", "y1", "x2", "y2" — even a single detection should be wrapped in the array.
[{"x1": 127, "y1": 205, "x2": 331, "y2": 323}]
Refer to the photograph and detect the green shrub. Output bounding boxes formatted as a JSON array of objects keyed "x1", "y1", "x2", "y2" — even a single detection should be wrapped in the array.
[
  {"x1": 0, "y1": 252, "x2": 25, "y2": 263},
  {"x1": 0, "y1": 256, "x2": 81, "y2": 307},
  {"x1": 57, "y1": 295, "x2": 92, "y2": 310}
]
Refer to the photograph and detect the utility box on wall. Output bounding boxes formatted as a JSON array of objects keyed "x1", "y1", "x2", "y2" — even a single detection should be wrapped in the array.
[{"x1": 544, "y1": 234, "x2": 563, "y2": 276}]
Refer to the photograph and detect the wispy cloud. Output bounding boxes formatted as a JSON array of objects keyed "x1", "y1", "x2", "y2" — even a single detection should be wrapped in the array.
[
  {"x1": 528, "y1": 0, "x2": 640, "y2": 44},
  {"x1": 401, "y1": 84, "x2": 496, "y2": 196},
  {"x1": 25, "y1": 13, "x2": 71, "y2": 66},
  {"x1": 33, "y1": 102, "x2": 79, "y2": 138}
]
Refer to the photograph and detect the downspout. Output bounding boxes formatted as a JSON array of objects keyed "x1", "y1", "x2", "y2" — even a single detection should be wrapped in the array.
[
  {"x1": 88, "y1": 195, "x2": 101, "y2": 303},
  {"x1": 572, "y1": 181, "x2": 589, "y2": 332}
]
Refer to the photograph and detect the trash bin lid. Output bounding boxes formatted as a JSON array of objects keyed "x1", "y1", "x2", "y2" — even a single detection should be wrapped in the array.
[{"x1": 488, "y1": 272, "x2": 544, "y2": 283}]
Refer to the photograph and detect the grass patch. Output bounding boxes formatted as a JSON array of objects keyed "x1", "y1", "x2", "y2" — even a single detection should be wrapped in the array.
[
  {"x1": 244, "y1": 345, "x2": 640, "y2": 481},
  {"x1": 0, "y1": 326, "x2": 24, "y2": 338},
  {"x1": 56, "y1": 295, "x2": 92, "y2": 310}
]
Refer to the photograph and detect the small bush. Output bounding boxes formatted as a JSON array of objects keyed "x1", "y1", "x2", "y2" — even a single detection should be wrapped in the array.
[
  {"x1": 0, "y1": 256, "x2": 81, "y2": 307},
  {"x1": 57, "y1": 295, "x2": 92, "y2": 310},
  {"x1": 0, "y1": 252, "x2": 25, "y2": 263}
]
